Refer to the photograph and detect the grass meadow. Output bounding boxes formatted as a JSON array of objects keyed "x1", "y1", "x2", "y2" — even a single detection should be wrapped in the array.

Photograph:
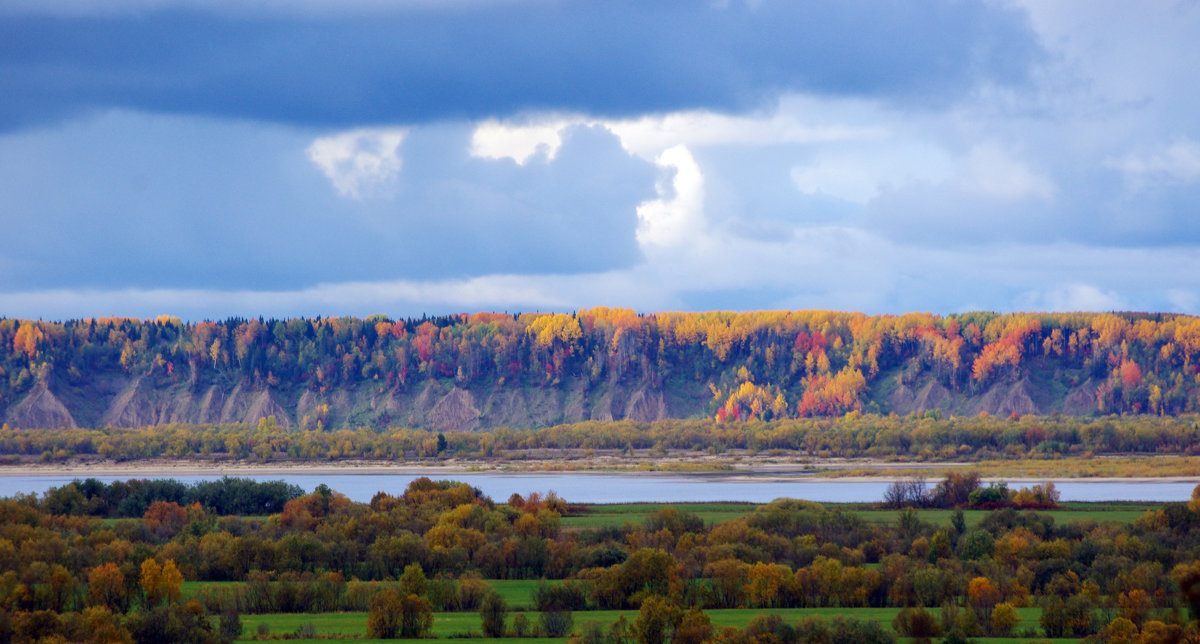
[
  {"x1": 560, "y1": 501, "x2": 1156, "y2": 530},
  {"x1": 234, "y1": 606, "x2": 1059, "y2": 642}
]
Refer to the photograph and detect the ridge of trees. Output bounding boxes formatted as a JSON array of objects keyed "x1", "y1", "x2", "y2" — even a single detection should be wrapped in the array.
[{"x1": 3, "y1": 310, "x2": 1200, "y2": 426}]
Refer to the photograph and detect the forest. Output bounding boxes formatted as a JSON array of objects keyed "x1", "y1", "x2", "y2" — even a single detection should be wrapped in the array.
[
  {"x1": 2, "y1": 476, "x2": 1199, "y2": 643},
  {"x1": 4, "y1": 310, "x2": 1200, "y2": 432}
]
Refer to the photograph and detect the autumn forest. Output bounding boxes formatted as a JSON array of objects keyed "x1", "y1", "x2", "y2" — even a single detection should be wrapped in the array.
[{"x1": 4, "y1": 310, "x2": 1200, "y2": 434}]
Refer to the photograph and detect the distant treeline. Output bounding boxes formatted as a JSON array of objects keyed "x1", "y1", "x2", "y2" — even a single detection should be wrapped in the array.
[
  {"x1": 35, "y1": 477, "x2": 304, "y2": 518},
  {"x1": 3, "y1": 309, "x2": 1200, "y2": 423},
  {"x1": 4, "y1": 414, "x2": 1200, "y2": 463}
]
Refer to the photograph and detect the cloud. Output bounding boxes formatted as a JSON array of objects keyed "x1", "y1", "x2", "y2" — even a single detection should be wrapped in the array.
[
  {"x1": 0, "y1": 0, "x2": 521, "y2": 18},
  {"x1": 1166, "y1": 289, "x2": 1199, "y2": 313},
  {"x1": 5, "y1": 2, "x2": 1200, "y2": 322},
  {"x1": 470, "y1": 118, "x2": 569, "y2": 165},
  {"x1": 0, "y1": 2, "x2": 1043, "y2": 131},
  {"x1": 791, "y1": 142, "x2": 952, "y2": 205},
  {"x1": 859, "y1": 142, "x2": 1059, "y2": 245},
  {"x1": 957, "y1": 143, "x2": 1055, "y2": 202},
  {"x1": 1107, "y1": 140, "x2": 1200, "y2": 188},
  {"x1": 0, "y1": 112, "x2": 655, "y2": 291},
  {"x1": 1016, "y1": 283, "x2": 1125, "y2": 312},
  {"x1": 6, "y1": 232, "x2": 1200, "y2": 321},
  {"x1": 599, "y1": 98, "x2": 891, "y2": 159},
  {"x1": 0, "y1": 275, "x2": 569, "y2": 322},
  {"x1": 636, "y1": 145, "x2": 706, "y2": 249},
  {"x1": 307, "y1": 127, "x2": 407, "y2": 198}
]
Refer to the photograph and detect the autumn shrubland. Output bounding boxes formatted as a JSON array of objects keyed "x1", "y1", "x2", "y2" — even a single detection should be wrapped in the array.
[{"x1": 3, "y1": 476, "x2": 1200, "y2": 642}]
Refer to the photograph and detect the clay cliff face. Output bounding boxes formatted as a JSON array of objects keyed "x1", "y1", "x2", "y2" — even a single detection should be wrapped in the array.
[
  {"x1": 883, "y1": 375, "x2": 1097, "y2": 418},
  {"x1": 1, "y1": 374, "x2": 692, "y2": 431},
  {"x1": 3, "y1": 366, "x2": 1103, "y2": 432},
  {"x1": 5, "y1": 383, "x2": 78, "y2": 429}
]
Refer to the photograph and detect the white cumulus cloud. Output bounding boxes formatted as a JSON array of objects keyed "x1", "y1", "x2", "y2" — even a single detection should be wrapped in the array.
[
  {"x1": 469, "y1": 118, "x2": 568, "y2": 165},
  {"x1": 307, "y1": 127, "x2": 407, "y2": 198},
  {"x1": 636, "y1": 145, "x2": 706, "y2": 248}
]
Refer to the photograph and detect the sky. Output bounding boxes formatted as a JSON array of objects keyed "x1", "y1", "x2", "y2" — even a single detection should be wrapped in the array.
[{"x1": 2, "y1": 0, "x2": 1199, "y2": 320}]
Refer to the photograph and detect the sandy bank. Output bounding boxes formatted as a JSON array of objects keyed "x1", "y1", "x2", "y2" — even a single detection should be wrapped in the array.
[{"x1": 1, "y1": 457, "x2": 1197, "y2": 484}]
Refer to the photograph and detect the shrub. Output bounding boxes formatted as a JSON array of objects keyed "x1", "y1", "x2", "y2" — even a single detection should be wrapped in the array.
[
  {"x1": 369, "y1": 589, "x2": 434, "y2": 639},
  {"x1": 884, "y1": 477, "x2": 929, "y2": 508},
  {"x1": 540, "y1": 610, "x2": 574, "y2": 638},
  {"x1": 512, "y1": 613, "x2": 530, "y2": 637},
  {"x1": 990, "y1": 602, "x2": 1018, "y2": 637},
  {"x1": 893, "y1": 607, "x2": 942, "y2": 644},
  {"x1": 534, "y1": 580, "x2": 589, "y2": 611},
  {"x1": 480, "y1": 591, "x2": 508, "y2": 638},
  {"x1": 218, "y1": 607, "x2": 242, "y2": 640}
]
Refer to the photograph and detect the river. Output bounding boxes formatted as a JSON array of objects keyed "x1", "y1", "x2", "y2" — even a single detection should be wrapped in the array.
[{"x1": 0, "y1": 473, "x2": 1195, "y2": 504}]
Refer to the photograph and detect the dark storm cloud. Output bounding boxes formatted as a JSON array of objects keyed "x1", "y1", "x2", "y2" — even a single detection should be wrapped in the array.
[
  {"x1": 0, "y1": 1, "x2": 1043, "y2": 131},
  {"x1": 0, "y1": 114, "x2": 653, "y2": 290}
]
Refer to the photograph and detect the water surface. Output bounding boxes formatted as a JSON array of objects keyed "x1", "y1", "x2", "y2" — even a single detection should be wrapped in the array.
[{"x1": 0, "y1": 473, "x2": 1194, "y2": 504}]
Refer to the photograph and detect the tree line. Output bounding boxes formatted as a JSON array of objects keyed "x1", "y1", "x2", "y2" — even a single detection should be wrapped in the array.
[
  {"x1": 3, "y1": 309, "x2": 1200, "y2": 423},
  {"x1": 5, "y1": 413, "x2": 1200, "y2": 464}
]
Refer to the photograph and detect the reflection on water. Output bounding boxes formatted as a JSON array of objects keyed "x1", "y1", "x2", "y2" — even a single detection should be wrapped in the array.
[{"x1": 0, "y1": 473, "x2": 1195, "y2": 504}]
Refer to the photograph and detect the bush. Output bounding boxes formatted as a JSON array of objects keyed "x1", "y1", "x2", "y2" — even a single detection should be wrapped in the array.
[
  {"x1": 458, "y1": 573, "x2": 489, "y2": 611},
  {"x1": 511, "y1": 613, "x2": 530, "y2": 637},
  {"x1": 369, "y1": 589, "x2": 434, "y2": 639},
  {"x1": 570, "y1": 621, "x2": 607, "y2": 644},
  {"x1": 480, "y1": 591, "x2": 508, "y2": 638},
  {"x1": 428, "y1": 578, "x2": 459, "y2": 611},
  {"x1": 893, "y1": 607, "x2": 942, "y2": 644},
  {"x1": 746, "y1": 614, "x2": 795, "y2": 644},
  {"x1": 540, "y1": 610, "x2": 574, "y2": 638},
  {"x1": 368, "y1": 590, "x2": 403, "y2": 639},
  {"x1": 883, "y1": 477, "x2": 929, "y2": 508},
  {"x1": 968, "y1": 482, "x2": 1012, "y2": 508},
  {"x1": 534, "y1": 580, "x2": 589, "y2": 611},
  {"x1": 675, "y1": 609, "x2": 713, "y2": 644},
  {"x1": 828, "y1": 616, "x2": 895, "y2": 644},
  {"x1": 218, "y1": 607, "x2": 242, "y2": 640},
  {"x1": 126, "y1": 602, "x2": 221, "y2": 644},
  {"x1": 399, "y1": 563, "x2": 428, "y2": 597},
  {"x1": 990, "y1": 602, "x2": 1018, "y2": 637},
  {"x1": 931, "y1": 473, "x2": 981, "y2": 508},
  {"x1": 635, "y1": 596, "x2": 682, "y2": 644}
]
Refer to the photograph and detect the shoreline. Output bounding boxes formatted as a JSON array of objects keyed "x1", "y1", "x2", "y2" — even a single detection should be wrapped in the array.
[{"x1": 1, "y1": 458, "x2": 1197, "y2": 484}]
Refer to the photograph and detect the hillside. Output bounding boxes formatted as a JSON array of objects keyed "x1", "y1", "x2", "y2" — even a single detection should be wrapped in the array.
[{"x1": 1, "y1": 310, "x2": 1197, "y2": 431}]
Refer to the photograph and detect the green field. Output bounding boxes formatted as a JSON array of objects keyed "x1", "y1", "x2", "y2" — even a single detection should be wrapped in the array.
[
  {"x1": 234, "y1": 606, "x2": 1051, "y2": 642},
  {"x1": 488, "y1": 579, "x2": 542, "y2": 609},
  {"x1": 561, "y1": 502, "x2": 755, "y2": 529},
  {"x1": 856, "y1": 503, "x2": 1155, "y2": 529},
  {"x1": 185, "y1": 578, "x2": 546, "y2": 610},
  {"x1": 561, "y1": 501, "x2": 1156, "y2": 531}
]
